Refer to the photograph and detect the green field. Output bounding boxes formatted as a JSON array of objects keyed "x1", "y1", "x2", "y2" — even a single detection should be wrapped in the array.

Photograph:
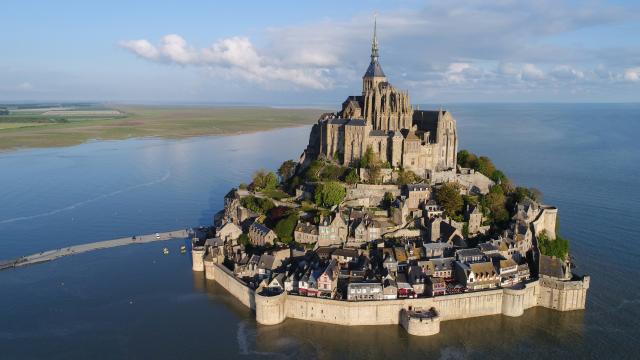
[{"x1": 0, "y1": 105, "x2": 322, "y2": 151}]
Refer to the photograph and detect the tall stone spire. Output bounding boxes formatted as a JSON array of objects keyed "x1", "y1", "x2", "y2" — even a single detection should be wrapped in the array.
[
  {"x1": 371, "y1": 14, "x2": 379, "y2": 62},
  {"x1": 363, "y1": 15, "x2": 385, "y2": 80}
]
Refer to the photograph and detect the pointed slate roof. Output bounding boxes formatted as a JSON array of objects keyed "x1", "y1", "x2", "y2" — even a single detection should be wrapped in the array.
[{"x1": 364, "y1": 59, "x2": 386, "y2": 78}]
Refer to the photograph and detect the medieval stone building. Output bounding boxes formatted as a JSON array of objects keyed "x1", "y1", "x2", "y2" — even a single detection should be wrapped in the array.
[{"x1": 301, "y1": 20, "x2": 458, "y2": 178}]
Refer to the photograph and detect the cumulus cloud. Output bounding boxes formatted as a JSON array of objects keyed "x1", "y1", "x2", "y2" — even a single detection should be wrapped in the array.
[
  {"x1": 120, "y1": 34, "x2": 332, "y2": 89},
  {"x1": 624, "y1": 67, "x2": 640, "y2": 82},
  {"x1": 120, "y1": 39, "x2": 160, "y2": 60},
  {"x1": 119, "y1": 0, "x2": 639, "y2": 100}
]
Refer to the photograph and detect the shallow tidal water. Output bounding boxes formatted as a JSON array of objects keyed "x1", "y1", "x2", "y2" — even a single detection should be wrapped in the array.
[{"x1": 1, "y1": 103, "x2": 639, "y2": 359}]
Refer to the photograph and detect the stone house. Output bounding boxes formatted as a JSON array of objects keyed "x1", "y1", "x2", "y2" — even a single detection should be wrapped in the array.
[
  {"x1": 456, "y1": 248, "x2": 485, "y2": 263},
  {"x1": 318, "y1": 214, "x2": 348, "y2": 247},
  {"x1": 331, "y1": 248, "x2": 359, "y2": 267},
  {"x1": 393, "y1": 247, "x2": 409, "y2": 273},
  {"x1": 426, "y1": 276, "x2": 446, "y2": 297},
  {"x1": 455, "y1": 261, "x2": 500, "y2": 291},
  {"x1": 391, "y1": 198, "x2": 410, "y2": 226},
  {"x1": 496, "y1": 258, "x2": 518, "y2": 287},
  {"x1": 284, "y1": 272, "x2": 299, "y2": 293},
  {"x1": 217, "y1": 222, "x2": 243, "y2": 242},
  {"x1": 423, "y1": 242, "x2": 453, "y2": 258},
  {"x1": 396, "y1": 273, "x2": 416, "y2": 298},
  {"x1": 257, "y1": 254, "x2": 275, "y2": 280},
  {"x1": 427, "y1": 217, "x2": 463, "y2": 244},
  {"x1": 382, "y1": 275, "x2": 398, "y2": 300},
  {"x1": 424, "y1": 200, "x2": 444, "y2": 219},
  {"x1": 294, "y1": 221, "x2": 318, "y2": 244},
  {"x1": 248, "y1": 221, "x2": 277, "y2": 246},
  {"x1": 405, "y1": 183, "x2": 430, "y2": 209},
  {"x1": 347, "y1": 281, "x2": 383, "y2": 301},
  {"x1": 539, "y1": 254, "x2": 572, "y2": 280},
  {"x1": 267, "y1": 273, "x2": 285, "y2": 293},
  {"x1": 382, "y1": 248, "x2": 398, "y2": 274},
  {"x1": 407, "y1": 265, "x2": 427, "y2": 296},
  {"x1": 465, "y1": 205, "x2": 486, "y2": 235},
  {"x1": 431, "y1": 257, "x2": 454, "y2": 279},
  {"x1": 317, "y1": 259, "x2": 339, "y2": 298}
]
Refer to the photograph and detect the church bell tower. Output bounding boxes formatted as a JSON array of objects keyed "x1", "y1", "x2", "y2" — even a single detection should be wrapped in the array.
[{"x1": 362, "y1": 16, "x2": 387, "y2": 95}]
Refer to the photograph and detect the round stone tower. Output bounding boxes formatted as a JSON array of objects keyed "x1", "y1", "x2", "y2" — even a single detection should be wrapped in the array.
[
  {"x1": 501, "y1": 287, "x2": 526, "y2": 317},
  {"x1": 254, "y1": 289, "x2": 287, "y2": 325},
  {"x1": 203, "y1": 255, "x2": 216, "y2": 280},
  {"x1": 191, "y1": 245, "x2": 205, "y2": 272}
]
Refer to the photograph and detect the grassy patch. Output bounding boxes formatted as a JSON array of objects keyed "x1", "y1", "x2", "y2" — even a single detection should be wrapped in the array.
[
  {"x1": 0, "y1": 105, "x2": 322, "y2": 151},
  {"x1": 261, "y1": 188, "x2": 290, "y2": 200}
]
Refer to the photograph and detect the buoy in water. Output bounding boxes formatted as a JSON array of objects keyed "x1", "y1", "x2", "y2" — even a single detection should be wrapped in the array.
[
  {"x1": 180, "y1": 245, "x2": 187, "y2": 253},
  {"x1": 162, "y1": 247, "x2": 169, "y2": 255}
]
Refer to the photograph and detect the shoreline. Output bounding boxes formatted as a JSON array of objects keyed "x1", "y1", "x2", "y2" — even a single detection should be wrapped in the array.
[
  {"x1": 0, "y1": 105, "x2": 321, "y2": 153},
  {"x1": 0, "y1": 123, "x2": 315, "y2": 155}
]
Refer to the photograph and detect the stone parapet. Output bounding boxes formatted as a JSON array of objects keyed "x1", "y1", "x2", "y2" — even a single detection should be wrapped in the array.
[
  {"x1": 538, "y1": 275, "x2": 589, "y2": 311},
  {"x1": 400, "y1": 309, "x2": 440, "y2": 336}
]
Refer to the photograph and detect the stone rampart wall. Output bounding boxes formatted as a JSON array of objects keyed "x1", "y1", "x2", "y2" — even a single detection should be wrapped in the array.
[
  {"x1": 209, "y1": 263, "x2": 256, "y2": 310},
  {"x1": 205, "y1": 264, "x2": 588, "y2": 330}
]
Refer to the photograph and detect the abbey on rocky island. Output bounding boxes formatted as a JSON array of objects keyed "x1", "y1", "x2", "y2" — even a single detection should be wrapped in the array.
[{"x1": 301, "y1": 20, "x2": 458, "y2": 177}]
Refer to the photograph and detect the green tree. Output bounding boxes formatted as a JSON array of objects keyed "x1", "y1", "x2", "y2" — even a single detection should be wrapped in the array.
[
  {"x1": 264, "y1": 172, "x2": 278, "y2": 190},
  {"x1": 251, "y1": 169, "x2": 277, "y2": 190},
  {"x1": 383, "y1": 191, "x2": 395, "y2": 209},
  {"x1": 397, "y1": 169, "x2": 420, "y2": 185},
  {"x1": 491, "y1": 169, "x2": 507, "y2": 183},
  {"x1": 486, "y1": 185, "x2": 508, "y2": 225},
  {"x1": 367, "y1": 162, "x2": 381, "y2": 184},
  {"x1": 360, "y1": 146, "x2": 374, "y2": 169},
  {"x1": 314, "y1": 181, "x2": 346, "y2": 208},
  {"x1": 275, "y1": 213, "x2": 298, "y2": 244},
  {"x1": 435, "y1": 182, "x2": 463, "y2": 216},
  {"x1": 476, "y1": 156, "x2": 496, "y2": 178},
  {"x1": 345, "y1": 168, "x2": 359, "y2": 185},
  {"x1": 277, "y1": 160, "x2": 296, "y2": 182},
  {"x1": 241, "y1": 196, "x2": 275, "y2": 214},
  {"x1": 238, "y1": 233, "x2": 251, "y2": 247},
  {"x1": 304, "y1": 160, "x2": 323, "y2": 182},
  {"x1": 457, "y1": 150, "x2": 471, "y2": 167},
  {"x1": 537, "y1": 230, "x2": 569, "y2": 260},
  {"x1": 287, "y1": 175, "x2": 301, "y2": 193}
]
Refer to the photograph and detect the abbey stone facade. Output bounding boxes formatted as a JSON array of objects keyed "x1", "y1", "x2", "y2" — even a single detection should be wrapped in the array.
[{"x1": 301, "y1": 21, "x2": 458, "y2": 178}]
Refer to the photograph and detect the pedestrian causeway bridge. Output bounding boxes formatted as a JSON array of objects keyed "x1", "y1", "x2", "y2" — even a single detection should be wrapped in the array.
[{"x1": 0, "y1": 229, "x2": 197, "y2": 271}]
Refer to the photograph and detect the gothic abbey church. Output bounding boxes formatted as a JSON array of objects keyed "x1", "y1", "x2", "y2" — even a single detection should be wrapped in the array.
[{"x1": 301, "y1": 21, "x2": 458, "y2": 177}]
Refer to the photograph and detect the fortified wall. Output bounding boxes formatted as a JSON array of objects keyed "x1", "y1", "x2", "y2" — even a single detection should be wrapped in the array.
[{"x1": 195, "y1": 262, "x2": 589, "y2": 336}]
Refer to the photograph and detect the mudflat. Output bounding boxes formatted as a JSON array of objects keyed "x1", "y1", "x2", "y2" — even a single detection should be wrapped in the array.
[{"x1": 0, "y1": 105, "x2": 321, "y2": 151}]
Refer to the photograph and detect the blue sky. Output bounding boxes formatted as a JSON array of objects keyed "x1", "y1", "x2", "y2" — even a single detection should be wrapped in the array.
[{"x1": 1, "y1": 0, "x2": 639, "y2": 104}]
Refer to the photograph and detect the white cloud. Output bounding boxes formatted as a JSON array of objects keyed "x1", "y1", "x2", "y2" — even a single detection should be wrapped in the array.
[
  {"x1": 116, "y1": 1, "x2": 638, "y2": 101},
  {"x1": 550, "y1": 65, "x2": 585, "y2": 80},
  {"x1": 120, "y1": 34, "x2": 332, "y2": 89},
  {"x1": 120, "y1": 39, "x2": 159, "y2": 60},
  {"x1": 521, "y1": 63, "x2": 545, "y2": 81},
  {"x1": 624, "y1": 67, "x2": 640, "y2": 82}
]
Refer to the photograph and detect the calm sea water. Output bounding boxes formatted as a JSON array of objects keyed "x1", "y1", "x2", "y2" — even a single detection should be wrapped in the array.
[{"x1": 1, "y1": 103, "x2": 639, "y2": 359}]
